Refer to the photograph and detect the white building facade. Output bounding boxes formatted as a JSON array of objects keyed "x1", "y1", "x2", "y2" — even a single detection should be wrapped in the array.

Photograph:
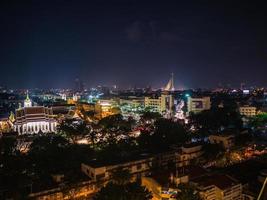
[{"x1": 13, "y1": 94, "x2": 57, "y2": 135}]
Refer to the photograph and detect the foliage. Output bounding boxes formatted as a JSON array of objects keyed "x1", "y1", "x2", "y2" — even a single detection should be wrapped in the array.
[
  {"x1": 93, "y1": 182, "x2": 152, "y2": 200},
  {"x1": 0, "y1": 136, "x2": 29, "y2": 199},
  {"x1": 99, "y1": 114, "x2": 131, "y2": 131},
  {"x1": 249, "y1": 113, "x2": 267, "y2": 128},
  {"x1": 28, "y1": 134, "x2": 94, "y2": 177},
  {"x1": 189, "y1": 107, "x2": 243, "y2": 135},
  {"x1": 111, "y1": 169, "x2": 132, "y2": 185},
  {"x1": 235, "y1": 133, "x2": 253, "y2": 146},
  {"x1": 177, "y1": 184, "x2": 201, "y2": 200},
  {"x1": 137, "y1": 118, "x2": 188, "y2": 151},
  {"x1": 141, "y1": 111, "x2": 161, "y2": 122},
  {"x1": 96, "y1": 138, "x2": 138, "y2": 164},
  {"x1": 58, "y1": 119, "x2": 90, "y2": 143},
  {"x1": 202, "y1": 143, "x2": 225, "y2": 161},
  {"x1": 0, "y1": 136, "x2": 19, "y2": 156},
  {"x1": 28, "y1": 135, "x2": 70, "y2": 175}
]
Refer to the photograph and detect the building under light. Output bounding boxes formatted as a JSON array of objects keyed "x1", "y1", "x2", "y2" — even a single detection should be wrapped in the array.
[
  {"x1": 144, "y1": 74, "x2": 175, "y2": 116},
  {"x1": 144, "y1": 94, "x2": 174, "y2": 115},
  {"x1": 187, "y1": 96, "x2": 211, "y2": 115},
  {"x1": 13, "y1": 92, "x2": 57, "y2": 135}
]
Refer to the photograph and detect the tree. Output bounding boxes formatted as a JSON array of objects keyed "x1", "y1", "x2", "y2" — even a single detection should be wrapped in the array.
[
  {"x1": 235, "y1": 132, "x2": 253, "y2": 147},
  {"x1": 137, "y1": 118, "x2": 188, "y2": 152},
  {"x1": 28, "y1": 135, "x2": 70, "y2": 175},
  {"x1": 93, "y1": 182, "x2": 152, "y2": 200},
  {"x1": 177, "y1": 184, "x2": 201, "y2": 200},
  {"x1": 99, "y1": 114, "x2": 132, "y2": 132},
  {"x1": 189, "y1": 107, "x2": 243, "y2": 136},
  {"x1": 111, "y1": 169, "x2": 132, "y2": 185},
  {"x1": 153, "y1": 119, "x2": 188, "y2": 150},
  {"x1": 202, "y1": 143, "x2": 225, "y2": 161},
  {"x1": 0, "y1": 136, "x2": 19, "y2": 156},
  {"x1": 140, "y1": 111, "x2": 161, "y2": 123},
  {"x1": 88, "y1": 128, "x2": 97, "y2": 149},
  {"x1": 58, "y1": 119, "x2": 90, "y2": 143},
  {"x1": 0, "y1": 136, "x2": 29, "y2": 199},
  {"x1": 249, "y1": 113, "x2": 267, "y2": 129}
]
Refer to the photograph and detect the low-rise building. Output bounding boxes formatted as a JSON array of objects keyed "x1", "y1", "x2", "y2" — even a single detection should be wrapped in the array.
[
  {"x1": 209, "y1": 134, "x2": 235, "y2": 149},
  {"x1": 119, "y1": 96, "x2": 145, "y2": 107},
  {"x1": 239, "y1": 106, "x2": 257, "y2": 117},
  {"x1": 192, "y1": 174, "x2": 242, "y2": 200},
  {"x1": 142, "y1": 166, "x2": 207, "y2": 200},
  {"x1": 81, "y1": 154, "x2": 153, "y2": 182},
  {"x1": 81, "y1": 148, "x2": 201, "y2": 183},
  {"x1": 28, "y1": 180, "x2": 97, "y2": 200},
  {"x1": 177, "y1": 143, "x2": 203, "y2": 167},
  {"x1": 187, "y1": 96, "x2": 211, "y2": 114},
  {"x1": 144, "y1": 94, "x2": 174, "y2": 115}
]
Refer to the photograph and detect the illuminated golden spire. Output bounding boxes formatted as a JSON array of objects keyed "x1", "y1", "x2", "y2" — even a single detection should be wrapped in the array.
[
  {"x1": 24, "y1": 90, "x2": 32, "y2": 107},
  {"x1": 164, "y1": 73, "x2": 175, "y2": 91}
]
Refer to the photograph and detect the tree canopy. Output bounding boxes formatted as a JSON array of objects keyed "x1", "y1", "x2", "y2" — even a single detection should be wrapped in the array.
[
  {"x1": 189, "y1": 107, "x2": 243, "y2": 135},
  {"x1": 137, "y1": 118, "x2": 188, "y2": 151},
  {"x1": 99, "y1": 114, "x2": 131, "y2": 131},
  {"x1": 249, "y1": 113, "x2": 267, "y2": 128},
  {"x1": 58, "y1": 119, "x2": 90, "y2": 143},
  {"x1": 93, "y1": 182, "x2": 152, "y2": 200},
  {"x1": 177, "y1": 184, "x2": 201, "y2": 200}
]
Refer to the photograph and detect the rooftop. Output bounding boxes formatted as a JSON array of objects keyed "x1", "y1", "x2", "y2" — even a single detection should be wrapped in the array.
[
  {"x1": 193, "y1": 174, "x2": 239, "y2": 190},
  {"x1": 84, "y1": 151, "x2": 154, "y2": 168}
]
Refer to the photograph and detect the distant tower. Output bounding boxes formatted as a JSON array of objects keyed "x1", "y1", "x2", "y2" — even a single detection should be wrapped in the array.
[
  {"x1": 75, "y1": 78, "x2": 84, "y2": 92},
  {"x1": 164, "y1": 73, "x2": 175, "y2": 91},
  {"x1": 24, "y1": 91, "x2": 32, "y2": 107},
  {"x1": 240, "y1": 83, "x2": 245, "y2": 91}
]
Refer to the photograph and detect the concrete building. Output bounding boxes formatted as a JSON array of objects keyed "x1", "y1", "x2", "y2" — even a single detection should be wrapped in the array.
[
  {"x1": 28, "y1": 180, "x2": 97, "y2": 200},
  {"x1": 209, "y1": 134, "x2": 235, "y2": 149},
  {"x1": 177, "y1": 143, "x2": 203, "y2": 167},
  {"x1": 81, "y1": 155, "x2": 154, "y2": 182},
  {"x1": 142, "y1": 166, "x2": 207, "y2": 200},
  {"x1": 192, "y1": 174, "x2": 242, "y2": 200},
  {"x1": 81, "y1": 144, "x2": 204, "y2": 184},
  {"x1": 187, "y1": 96, "x2": 211, "y2": 114},
  {"x1": 144, "y1": 94, "x2": 174, "y2": 115},
  {"x1": 239, "y1": 106, "x2": 257, "y2": 117},
  {"x1": 119, "y1": 96, "x2": 145, "y2": 107}
]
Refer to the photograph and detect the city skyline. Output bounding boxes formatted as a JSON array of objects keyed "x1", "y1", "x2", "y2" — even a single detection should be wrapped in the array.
[{"x1": 1, "y1": 1, "x2": 267, "y2": 89}]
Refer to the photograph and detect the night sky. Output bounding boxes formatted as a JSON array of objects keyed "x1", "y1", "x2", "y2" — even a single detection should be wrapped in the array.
[{"x1": 0, "y1": 1, "x2": 267, "y2": 89}]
